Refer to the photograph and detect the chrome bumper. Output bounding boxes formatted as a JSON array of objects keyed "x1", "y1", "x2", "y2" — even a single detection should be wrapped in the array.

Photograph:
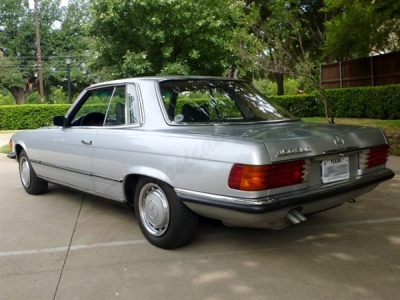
[{"x1": 175, "y1": 168, "x2": 395, "y2": 215}]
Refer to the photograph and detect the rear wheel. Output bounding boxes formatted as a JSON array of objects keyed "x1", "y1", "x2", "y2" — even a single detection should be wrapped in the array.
[
  {"x1": 134, "y1": 177, "x2": 198, "y2": 249},
  {"x1": 19, "y1": 150, "x2": 48, "y2": 195}
]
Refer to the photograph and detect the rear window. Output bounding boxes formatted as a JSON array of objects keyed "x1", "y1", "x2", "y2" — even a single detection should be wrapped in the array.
[{"x1": 159, "y1": 79, "x2": 295, "y2": 124}]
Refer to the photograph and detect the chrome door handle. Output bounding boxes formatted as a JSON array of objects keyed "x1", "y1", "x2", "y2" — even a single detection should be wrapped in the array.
[{"x1": 81, "y1": 140, "x2": 93, "y2": 145}]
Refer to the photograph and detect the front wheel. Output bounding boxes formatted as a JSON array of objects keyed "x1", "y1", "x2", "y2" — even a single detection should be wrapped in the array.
[
  {"x1": 19, "y1": 150, "x2": 48, "y2": 195},
  {"x1": 134, "y1": 177, "x2": 198, "y2": 249}
]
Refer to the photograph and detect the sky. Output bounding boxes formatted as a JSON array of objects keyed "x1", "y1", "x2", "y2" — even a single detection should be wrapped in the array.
[{"x1": 28, "y1": 0, "x2": 68, "y2": 9}]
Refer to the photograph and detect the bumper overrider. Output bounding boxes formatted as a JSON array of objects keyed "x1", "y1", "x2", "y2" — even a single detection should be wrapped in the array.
[{"x1": 175, "y1": 168, "x2": 395, "y2": 215}]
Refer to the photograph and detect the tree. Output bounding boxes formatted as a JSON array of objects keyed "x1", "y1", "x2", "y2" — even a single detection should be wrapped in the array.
[
  {"x1": 236, "y1": 0, "x2": 327, "y2": 95},
  {"x1": 235, "y1": 0, "x2": 333, "y2": 121},
  {"x1": 88, "y1": 0, "x2": 252, "y2": 78},
  {"x1": 0, "y1": 0, "x2": 92, "y2": 104},
  {"x1": 324, "y1": 0, "x2": 400, "y2": 60}
]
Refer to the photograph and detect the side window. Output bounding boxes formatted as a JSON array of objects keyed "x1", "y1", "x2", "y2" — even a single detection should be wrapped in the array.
[
  {"x1": 127, "y1": 84, "x2": 141, "y2": 124},
  {"x1": 72, "y1": 89, "x2": 113, "y2": 126}
]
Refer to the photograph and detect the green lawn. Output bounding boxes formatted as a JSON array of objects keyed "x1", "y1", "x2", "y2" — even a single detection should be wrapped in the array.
[
  {"x1": 302, "y1": 118, "x2": 400, "y2": 155},
  {"x1": 0, "y1": 144, "x2": 11, "y2": 154}
]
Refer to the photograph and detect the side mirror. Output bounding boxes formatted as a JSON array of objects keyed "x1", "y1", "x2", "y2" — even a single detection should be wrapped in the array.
[{"x1": 53, "y1": 116, "x2": 67, "y2": 127}]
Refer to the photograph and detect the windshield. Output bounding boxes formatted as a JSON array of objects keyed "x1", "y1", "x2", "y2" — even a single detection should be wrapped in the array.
[{"x1": 159, "y1": 79, "x2": 296, "y2": 124}]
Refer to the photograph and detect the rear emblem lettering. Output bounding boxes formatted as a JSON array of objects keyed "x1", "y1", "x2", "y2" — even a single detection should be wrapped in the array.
[{"x1": 276, "y1": 147, "x2": 312, "y2": 157}]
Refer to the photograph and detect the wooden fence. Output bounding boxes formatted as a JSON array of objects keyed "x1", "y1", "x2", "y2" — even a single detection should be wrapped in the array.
[{"x1": 320, "y1": 51, "x2": 400, "y2": 89}]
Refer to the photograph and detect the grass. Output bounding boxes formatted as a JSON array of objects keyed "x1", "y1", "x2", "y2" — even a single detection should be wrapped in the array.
[
  {"x1": 0, "y1": 144, "x2": 11, "y2": 154},
  {"x1": 302, "y1": 118, "x2": 400, "y2": 156}
]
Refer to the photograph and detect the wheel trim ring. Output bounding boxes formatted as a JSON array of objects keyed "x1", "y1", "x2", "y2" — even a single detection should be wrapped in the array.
[
  {"x1": 138, "y1": 183, "x2": 170, "y2": 237},
  {"x1": 20, "y1": 157, "x2": 31, "y2": 188}
]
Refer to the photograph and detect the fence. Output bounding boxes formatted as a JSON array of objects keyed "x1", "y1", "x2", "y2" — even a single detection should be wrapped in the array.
[{"x1": 320, "y1": 51, "x2": 400, "y2": 89}]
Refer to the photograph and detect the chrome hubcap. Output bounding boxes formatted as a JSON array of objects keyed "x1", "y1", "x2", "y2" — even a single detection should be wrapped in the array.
[
  {"x1": 138, "y1": 183, "x2": 169, "y2": 236},
  {"x1": 20, "y1": 157, "x2": 31, "y2": 188}
]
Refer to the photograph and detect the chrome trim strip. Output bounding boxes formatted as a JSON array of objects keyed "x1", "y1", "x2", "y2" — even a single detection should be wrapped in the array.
[
  {"x1": 312, "y1": 149, "x2": 362, "y2": 161},
  {"x1": 322, "y1": 146, "x2": 360, "y2": 155},
  {"x1": 91, "y1": 173, "x2": 123, "y2": 183},
  {"x1": 31, "y1": 160, "x2": 123, "y2": 183},
  {"x1": 175, "y1": 188, "x2": 276, "y2": 206}
]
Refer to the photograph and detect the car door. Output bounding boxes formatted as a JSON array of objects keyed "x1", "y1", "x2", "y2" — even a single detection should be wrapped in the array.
[
  {"x1": 91, "y1": 84, "x2": 143, "y2": 201},
  {"x1": 38, "y1": 87, "x2": 116, "y2": 193}
]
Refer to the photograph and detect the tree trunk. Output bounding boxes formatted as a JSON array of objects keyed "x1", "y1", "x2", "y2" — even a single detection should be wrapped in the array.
[
  {"x1": 227, "y1": 67, "x2": 239, "y2": 78},
  {"x1": 274, "y1": 73, "x2": 284, "y2": 95},
  {"x1": 8, "y1": 86, "x2": 34, "y2": 105}
]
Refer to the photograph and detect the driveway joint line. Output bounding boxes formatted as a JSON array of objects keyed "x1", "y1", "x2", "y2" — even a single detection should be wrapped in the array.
[
  {"x1": 0, "y1": 217, "x2": 399, "y2": 258},
  {"x1": 52, "y1": 194, "x2": 85, "y2": 300}
]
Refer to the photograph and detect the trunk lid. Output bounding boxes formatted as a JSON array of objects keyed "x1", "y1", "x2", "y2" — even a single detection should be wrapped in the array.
[{"x1": 188, "y1": 121, "x2": 388, "y2": 162}]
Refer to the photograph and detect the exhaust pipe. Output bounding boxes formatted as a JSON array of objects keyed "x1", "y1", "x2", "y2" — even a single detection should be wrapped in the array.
[{"x1": 286, "y1": 209, "x2": 307, "y2": 224}]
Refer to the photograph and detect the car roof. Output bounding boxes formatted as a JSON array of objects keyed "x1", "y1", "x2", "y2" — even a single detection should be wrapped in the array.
[{"x1": 87, "y1": 76, "x2": 247, "y2": 90}]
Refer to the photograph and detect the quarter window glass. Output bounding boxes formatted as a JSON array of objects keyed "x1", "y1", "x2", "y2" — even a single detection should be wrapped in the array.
[{"x1": 127, "y1": 84, "x2": 141, "y2": 124}]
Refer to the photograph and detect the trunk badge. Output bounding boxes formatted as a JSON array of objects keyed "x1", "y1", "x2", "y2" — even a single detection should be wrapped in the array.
[
  {"x1": 334, "y1": 135, "x2": 345, "y2": 149},
  {"x1": 276, "y1": 147, "x2": 312, "y2": 157}
]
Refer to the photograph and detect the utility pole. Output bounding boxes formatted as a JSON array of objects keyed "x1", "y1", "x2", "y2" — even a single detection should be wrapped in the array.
[{"x1": 34, "y1": 0, "x2": 45, "y2": 103}]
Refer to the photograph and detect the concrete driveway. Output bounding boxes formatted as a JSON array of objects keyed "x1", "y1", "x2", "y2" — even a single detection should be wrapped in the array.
[{"x1": 0, "y1": 133, "x2": 399, "y2": 300}]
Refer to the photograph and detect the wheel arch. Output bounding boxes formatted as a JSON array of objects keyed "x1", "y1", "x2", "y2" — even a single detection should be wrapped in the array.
[
  {"x1": 14, "y1": 143, "x2": 26, "y2": 161},
  {"x1": 123, "y1": 166, "x2": 173, "y2": 207}
]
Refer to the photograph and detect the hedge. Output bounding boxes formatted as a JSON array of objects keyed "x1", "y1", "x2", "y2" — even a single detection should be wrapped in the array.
[
  {"x1": 1, "y1": 85, "x2": 399, "y2": 130},
  {"x1": 270, "y1": 84, "x2": 400, "y2": 119},
  {"x1": 0, "y1": 104, "x2": 71, "y2": 130}
]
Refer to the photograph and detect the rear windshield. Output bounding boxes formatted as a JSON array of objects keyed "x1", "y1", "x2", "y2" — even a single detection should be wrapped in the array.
[{"x1": 159, "y1": 79, "x2": 296, "y2": 124}]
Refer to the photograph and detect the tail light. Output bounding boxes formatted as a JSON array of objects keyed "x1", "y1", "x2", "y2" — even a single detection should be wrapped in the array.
[
  {"x1": 228, "y1": 159, "x2": 310, "y2": 191},
  {"x1": 359, "y1": 145, "x2": 390, "y2": 170}
]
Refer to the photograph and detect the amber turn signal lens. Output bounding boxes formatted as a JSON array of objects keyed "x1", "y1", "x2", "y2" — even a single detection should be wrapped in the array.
[{"x1": 228, "y1": 160, "x2": 309, "y2": 191}]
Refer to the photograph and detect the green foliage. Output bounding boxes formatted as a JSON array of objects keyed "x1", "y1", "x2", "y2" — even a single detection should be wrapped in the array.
[
  {"x1": 271, "y1": 85, "x2": 400, "y2": 119},
  {"x1": 89, "y1": 0, "x2": 252, "y2": 78},
  {"x1": 24, "y1": 89, "x2": 70, "y2": 104},
  {"x1": 270, "y1": 94, "x2": 319, "y2": 118},
  {"x1": 0, "y1": 104, "x2": 71, "y2": 130},
  {"x1": 324, "y1": 0, "x2": 400, "y2": 60},
  {"x1": 254, "y1": 78, "x2": 301, "y2": 96},
  {"x1": 0, "y1": 0, "x2": 93, "y2": 104},
  {"x1": 327, "y1": 85, "x2": 400, "y2": 119},
  {"x1": 0, "y1": 90, "x2": 15, "y2": 105},
  {"x1": 0, "y1": 144, "x2": 11, "y2": 154}
]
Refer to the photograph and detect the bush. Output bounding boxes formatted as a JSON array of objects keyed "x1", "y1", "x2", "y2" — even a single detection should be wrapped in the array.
[
  {"x1": 327, "y1": 85, "x2": 400, "y2": 119},
  {"x1": 269, "y1": 94, "x2": 319, "y2": 118},
  {"x1": 270, "y1": 85, "x2": 400, "y2": 119},
  {"x1": 0, "y1": 104, "x2": 71, "y2": 130}
]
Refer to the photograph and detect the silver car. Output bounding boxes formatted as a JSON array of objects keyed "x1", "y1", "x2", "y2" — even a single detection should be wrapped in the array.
[{"x1": 10, "y1": 76, "x2": 395, "y2": 249}]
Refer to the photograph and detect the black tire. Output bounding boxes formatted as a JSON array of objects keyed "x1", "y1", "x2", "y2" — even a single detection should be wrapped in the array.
[
  {"x1": 19, "y1": 150, "x2": 48, "y2": 195},
  {"x1": 134, "y1": 177, "x2": 198, "y2": 249}
]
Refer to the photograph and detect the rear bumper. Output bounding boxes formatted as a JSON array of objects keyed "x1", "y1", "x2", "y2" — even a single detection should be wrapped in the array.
[{"x1": 176, "y1": 168, "x2": 395, "y2": 215}]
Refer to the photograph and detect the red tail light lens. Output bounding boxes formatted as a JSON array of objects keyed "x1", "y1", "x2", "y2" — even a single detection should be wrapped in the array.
[
  {"x1": 359, "y1": 145, "x2": 390, "y2": 170},
  {"x1": 228, "y1": 160, "x2": 310, "y2": 191}
]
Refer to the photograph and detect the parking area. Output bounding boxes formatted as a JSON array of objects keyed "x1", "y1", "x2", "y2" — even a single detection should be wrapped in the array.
[{"x1": 0, "y1": 133, "x2": 399, "y2": 300}]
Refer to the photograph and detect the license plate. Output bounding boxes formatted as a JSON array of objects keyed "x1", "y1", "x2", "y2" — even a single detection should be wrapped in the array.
[{"x1": 321, "y1": 157, "x2": 349, "y2": 183}]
